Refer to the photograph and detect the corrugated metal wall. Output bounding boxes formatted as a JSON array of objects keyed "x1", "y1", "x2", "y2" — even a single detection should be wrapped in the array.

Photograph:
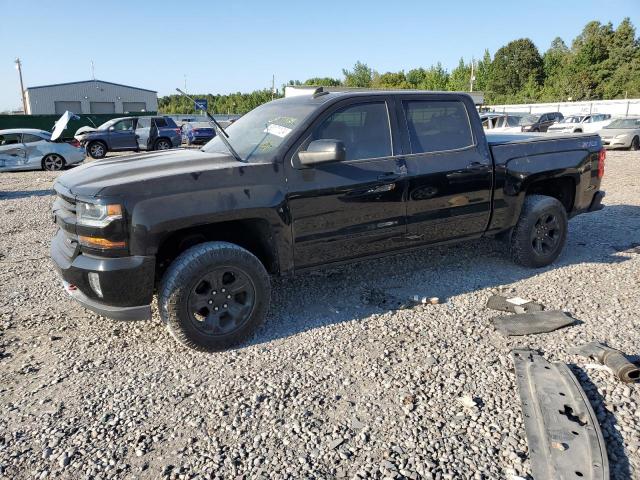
[{"x1": 25, "y1": 80, "x2": 158, "y2": 115}]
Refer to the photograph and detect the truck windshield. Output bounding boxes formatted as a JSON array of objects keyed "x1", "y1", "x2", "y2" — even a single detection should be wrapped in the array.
[{"x1": 201, "y1": 102, "x2": 316, "y2": 162}]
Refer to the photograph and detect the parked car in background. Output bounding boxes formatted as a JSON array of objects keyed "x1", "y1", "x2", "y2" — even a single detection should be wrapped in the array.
[
  {"x1": 181, "y1": 122, "x2": 216, "y2": 145},
  {"x1": 598, "y1": 117, "x2": 640, "y2": 150},
  {"x1": 520, "y1": 112, "x2": 564, "y2": 132},
  {"x1": 480, "y1": 113, "x2": 527, "y2": 132},
  {"x1": 75, "y1": 116, "x2": 181, "y2": 159},
  {"x1": 0, "y1": 128, "x2": 85, "y2": 172},
  {"x1": 547, "y1": 114, "x2": 612, "y2": 134}
]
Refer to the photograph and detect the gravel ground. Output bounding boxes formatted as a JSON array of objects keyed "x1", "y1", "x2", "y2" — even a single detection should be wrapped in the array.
[{"x1": 0, "y1": 151, "x2": 639, "y2": 480}]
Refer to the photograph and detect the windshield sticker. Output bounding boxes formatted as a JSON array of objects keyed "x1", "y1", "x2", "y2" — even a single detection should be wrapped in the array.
[{"x1": 264, "y1": 123, "x2": 292, "y2": 138}]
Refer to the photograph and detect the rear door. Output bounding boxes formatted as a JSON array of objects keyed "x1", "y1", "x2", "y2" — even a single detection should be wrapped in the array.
[
  {"x1": 0, "y1": 133, "x2": 27, "y2": 170},
  {"x1": 22, "y1": 133, "x2": 49, "y2": 168},
  {"x1": 285, "y1": 97, "x2": 408, "y2": 268},
  {"x1": 397, "y1": 96, "x2": 493, "y2": 244},
  {"x1": 108, "y1": 119, "x2": 137, "y2": 150},
  {"x1": 135, "y1": 117, "x2": 151, "y2": 149}
]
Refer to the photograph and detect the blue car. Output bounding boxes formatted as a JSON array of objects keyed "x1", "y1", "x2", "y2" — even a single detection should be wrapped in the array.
[{"x1": 181, "y1": 122, "x2": 216, "y2": 145}]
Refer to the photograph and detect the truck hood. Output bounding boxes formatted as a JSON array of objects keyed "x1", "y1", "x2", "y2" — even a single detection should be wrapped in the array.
[{"x1": 56, "y1": 149, "x2": 244, "y2": 197}]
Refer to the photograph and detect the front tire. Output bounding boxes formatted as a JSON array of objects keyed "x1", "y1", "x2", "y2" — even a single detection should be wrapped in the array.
[
  {"x1": 158, "y1": 242, "x2": 271, "y2": 352},
  {"x1": 87, "y1": 141, "x2": 107, "y2": 159},
  {"x1": 42, "y1": 153, "x2": 66, "y2": 171},
  {"x1": 630, "y1": 136, "x2": 639, "y2": 151},
  {"x1": 509, "y1": 195, "x2": 568, "y2": 268}
]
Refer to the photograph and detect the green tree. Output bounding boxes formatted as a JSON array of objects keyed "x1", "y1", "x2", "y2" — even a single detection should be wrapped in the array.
[
  {"x1": 418, "y1": 63, "x2": 449, "y2": 90},
  {"x1": 474, "y1": 50, "x2": 493, "y2": 93},
  {"x1": 448, "y1": 58, "x2": 471, "y2": 91},
  {"x1": 303, "y1": 77, "x2": 341, "y2": 87},
  {"x1": 567, "y1": 21, "x2": 614, "y2": 99},
  {"x1": 342, "y1": 61, "x2": 373, "y2": 88},
  {"x1": 602, "y1": 18, "x2": 640, "y2": 98},
  {"x1": 371, "y1": 71, "x2": 411, "y2": 89},
  {"x1": 487, "y1": 38, "x2": 544, "y2": 101}
]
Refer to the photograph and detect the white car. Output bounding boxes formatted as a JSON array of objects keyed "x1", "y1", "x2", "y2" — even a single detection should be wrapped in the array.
[
  {"x1": 0, "y1": 111, "x2": 86, "y2": 172},
  {"x1": 547, "y1": 114, "x2": 612, "y2": 134}
]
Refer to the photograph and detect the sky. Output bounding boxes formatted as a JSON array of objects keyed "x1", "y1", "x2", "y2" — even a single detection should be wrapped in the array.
[{"x1": 0, "y1": 0, "x2": 638, "y2": 111}]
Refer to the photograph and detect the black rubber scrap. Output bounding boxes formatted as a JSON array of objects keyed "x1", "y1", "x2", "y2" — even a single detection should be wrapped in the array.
[
  {"x1": 492, "y1": 310, "x2": 575, "y2": 336},
  {"x1": 486, "y1": 295, "x2": 543, "y2": 314}
]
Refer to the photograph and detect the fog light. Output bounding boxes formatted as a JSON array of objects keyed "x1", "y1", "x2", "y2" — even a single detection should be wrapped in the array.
[{"x1": 88, "y1": 272, "x2": 103, "y2": 298}]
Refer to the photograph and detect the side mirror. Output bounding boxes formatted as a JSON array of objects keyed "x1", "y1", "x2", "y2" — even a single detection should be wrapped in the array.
[
  {"x1": 298, "y1": 139, "x2": 346, "y2": 167},
  {"x1": 108, "y1": 126, "x2": 115, "y2": 132}
]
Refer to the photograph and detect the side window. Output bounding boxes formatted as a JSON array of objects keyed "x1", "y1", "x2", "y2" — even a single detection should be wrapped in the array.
[
  {"x1": 312, "y1": 102, "x2": 392, "y2": 161},
  {"x1": 0, "y1": 133, "x2": 22, "y2": 146},
  {"x1": 22, "y1": 134, "x2": 44, "y2": 143},
  {"x1": 154, "y1": 117, "x2": 168, "y2": 128},
  {"x1": 112, "y1": 119, "x2": 134, "y2": 131},
  {"x1": 136, "y1": 118, "x2": 151, "y2": 129},
  {"x1": 539, "y1": 114, "x2": 548, "y2": 123},
  {"x1": 403, "y1": 100, "x2": 474, "y2": 154}
]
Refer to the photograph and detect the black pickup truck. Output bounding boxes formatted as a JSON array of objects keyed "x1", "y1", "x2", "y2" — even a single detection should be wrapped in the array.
[{"x1": 51, "y1": 90, "x2": 605, "y2": 351}]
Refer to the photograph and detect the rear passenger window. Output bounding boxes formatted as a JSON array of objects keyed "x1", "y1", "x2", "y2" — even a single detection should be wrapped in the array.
[
  {"x1": 22, "y1": 134, "x2": 44, "y2": 143},
  {"x1": 313, "y1": 102, "x2": 392, "y2": 161},
  {"x1": 403, "y1": 101, "x2": 473, "y2": 154},
  {"x1": 154, "y1": 118, "x2": 168, "y2": 128}
]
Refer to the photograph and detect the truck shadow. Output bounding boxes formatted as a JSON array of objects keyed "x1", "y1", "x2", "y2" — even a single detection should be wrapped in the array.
[
  {"x1": 568, "y1": 365, "x2": 632, "y2": 480},
  {"x1": 255, "y1": 204, "x2": 640, "y2": 344},
  {"x1": 0, "y1": 189, "x2": 53, "y2": 200}
]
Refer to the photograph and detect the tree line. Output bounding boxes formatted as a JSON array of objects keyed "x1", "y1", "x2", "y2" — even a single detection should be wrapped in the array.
[{"x1": 159, "y1": 18, "x2": 639, "y2": 114}]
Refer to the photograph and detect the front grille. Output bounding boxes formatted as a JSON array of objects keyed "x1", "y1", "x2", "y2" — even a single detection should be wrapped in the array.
[{"x1": 52, "y1": 185, "x2": 79, "y2": 242}]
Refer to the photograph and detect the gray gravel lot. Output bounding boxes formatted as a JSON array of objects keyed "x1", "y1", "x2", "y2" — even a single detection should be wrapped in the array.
[{"x1": 0, "y1": 151, "x2": 639, "y2": 480}]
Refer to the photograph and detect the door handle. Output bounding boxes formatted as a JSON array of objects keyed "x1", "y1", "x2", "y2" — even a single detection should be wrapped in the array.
[{"x1": 466, "y1": 161, "x2": 484, "y2": 169}]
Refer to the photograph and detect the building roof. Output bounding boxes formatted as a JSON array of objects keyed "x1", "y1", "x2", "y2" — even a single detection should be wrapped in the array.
[{"x1": 26, "y1": 79, "x2": 157, "y2": 93}]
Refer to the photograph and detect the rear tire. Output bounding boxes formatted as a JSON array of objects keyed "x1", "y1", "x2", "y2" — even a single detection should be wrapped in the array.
[
  {"x1": 42, "y1": 153, "x2": 66, "y2": 171},
  {"x1": 509, "y1": 195, "x2": 568, "y2": 268},
  {"x1": 630, "y1": 136, "x2": 640, "y2": 151},
  {"x1": 158, "y1": 242, "x2": 271, "y2": 352},
  {"x1": 87, "y1": 141, "x2": 107, "y2": 159},
  {"x1": 154, "y1": 138, "x2": 172, "y2": 150}
]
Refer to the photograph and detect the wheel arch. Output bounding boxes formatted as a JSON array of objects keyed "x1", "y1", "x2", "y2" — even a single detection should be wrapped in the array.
[{"x1": 155, "y1": 218, "x2": 280, "y2": 282}]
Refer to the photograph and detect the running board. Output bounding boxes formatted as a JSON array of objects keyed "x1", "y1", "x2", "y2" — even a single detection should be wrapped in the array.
[{"x1": 512, "y1": 349, "x2": 609, "y2": 480}]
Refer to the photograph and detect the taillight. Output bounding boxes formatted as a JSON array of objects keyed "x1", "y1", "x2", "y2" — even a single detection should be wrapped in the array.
[
  {"x1": 598, "y1": 148, "x2": 606, "y2": 178},
  {"x1": 70, "y1": 139, "x2": 81, "y2": 148},
  {"x1": 175, "y1": 128, "x2": 181, "y2": 135}
]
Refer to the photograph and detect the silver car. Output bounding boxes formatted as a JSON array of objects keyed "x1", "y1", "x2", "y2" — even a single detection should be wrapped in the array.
[
  {"x1": 598, "y1": 117, "x2": 640, "y2": 150},
  {"x1": 0, "y1": 128, "x2": 86, "y2": 172}
]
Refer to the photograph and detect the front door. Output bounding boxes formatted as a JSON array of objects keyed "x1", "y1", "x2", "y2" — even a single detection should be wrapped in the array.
[
  {"x1": 0, "y1": 133, "x2": 27, "y2": 170},
  {"x1": 398, "y1": 96, "x2": 493, "y2": 244},
  {"x1": 108, "y1": 119, "x2": 137, "y2": 150},
  {"x1": 286, "y1": 99, "x2": 408, "y2": 269}
]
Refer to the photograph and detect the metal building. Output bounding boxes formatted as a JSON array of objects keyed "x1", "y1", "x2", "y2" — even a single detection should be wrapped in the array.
[{"x1": 24, "y1": 80, "x2": 158, "y2": 115}]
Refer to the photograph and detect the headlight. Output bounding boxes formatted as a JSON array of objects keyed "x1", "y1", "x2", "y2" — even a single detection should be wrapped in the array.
[
  {"x1": 615, "y1": 133, "x2": 630, "y2": 139},
  {"x1": 76, "y1": 202, "x2": 123, "y2": 227}
]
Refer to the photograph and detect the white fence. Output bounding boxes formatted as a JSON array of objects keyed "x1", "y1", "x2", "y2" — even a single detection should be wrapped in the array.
[{"x1": 485, "y1": 99, "x2": 640, "y2": 117}]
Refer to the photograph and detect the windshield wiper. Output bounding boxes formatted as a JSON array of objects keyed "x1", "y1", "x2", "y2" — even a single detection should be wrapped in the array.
[{"x1": 175, "y1": 88, "x2": 245, "y2": 163}]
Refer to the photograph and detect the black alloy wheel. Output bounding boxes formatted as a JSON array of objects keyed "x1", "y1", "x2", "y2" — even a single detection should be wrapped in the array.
[
  {"x1": 187, "y1": 267, "x2": 256, "y2": 336},
  {"x1": 530, "y1": 213, "x2": 561, "y2": 256}
]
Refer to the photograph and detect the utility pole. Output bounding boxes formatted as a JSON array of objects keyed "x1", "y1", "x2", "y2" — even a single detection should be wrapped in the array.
[
  {"x1": 14, "y1": 58, "x2": 27, "y2": 114},
  {"x1": 271, "y1": 74, "x2": 275, "y2": 101},
  {"x1": 91, "y1": 60, "x2": 95, "y2": 81},
  {"x1": 469, "y1": 59, "x2": 476, "y2": 93}
]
